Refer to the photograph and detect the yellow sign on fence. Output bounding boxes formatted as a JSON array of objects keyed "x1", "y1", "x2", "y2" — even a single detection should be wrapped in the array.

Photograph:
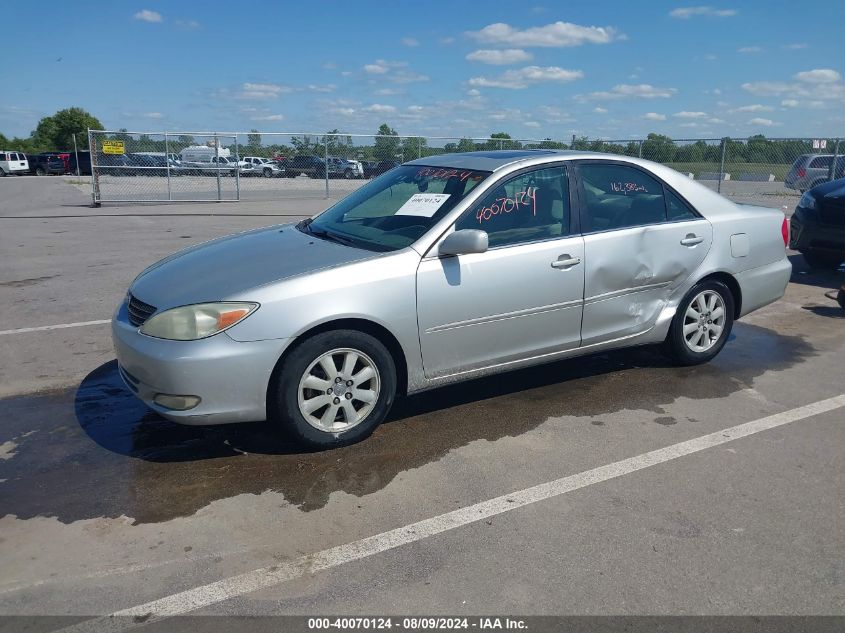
[{"x1": 102, "y1": 140, "x2": 125, "y2": 155}]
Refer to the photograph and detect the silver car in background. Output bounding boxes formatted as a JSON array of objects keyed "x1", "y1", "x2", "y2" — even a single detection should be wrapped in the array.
[
  {"x1": 113, "y1": 150, "x2": 791, "y2": 448},
  {"x1": 785, "y1": 153, "x2": 845, "y2": 192}
]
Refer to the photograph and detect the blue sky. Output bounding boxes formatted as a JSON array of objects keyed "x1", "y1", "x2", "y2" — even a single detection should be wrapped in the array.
[{"x1": 2, "y1": 1, "x2": 843, "y2": 141}]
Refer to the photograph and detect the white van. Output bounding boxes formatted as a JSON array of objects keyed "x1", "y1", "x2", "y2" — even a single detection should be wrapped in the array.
[
  {"x1": 179, "y1": 145, "x2": 231, "y2": 163},
  {"x1": 0, "y1": 151, "x2": 29, "y2": 176}
]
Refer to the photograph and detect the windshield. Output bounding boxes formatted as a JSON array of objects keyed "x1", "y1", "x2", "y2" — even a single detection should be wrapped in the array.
[{"x1": 302, "y1": 165, "x2": 490, "y2": 252}]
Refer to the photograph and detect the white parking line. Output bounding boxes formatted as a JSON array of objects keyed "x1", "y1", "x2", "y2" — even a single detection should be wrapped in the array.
[
  {"x1": 0, "y1": 320, "x2": 110, "y2": 336},
  {"x1": 58, "y1": 394, "x2": 845, "y2": 632}
]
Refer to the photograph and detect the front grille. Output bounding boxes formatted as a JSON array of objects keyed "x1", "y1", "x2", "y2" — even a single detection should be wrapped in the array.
[{"x1": 127, "y1": 294, "x2": 157, "y2": 327}]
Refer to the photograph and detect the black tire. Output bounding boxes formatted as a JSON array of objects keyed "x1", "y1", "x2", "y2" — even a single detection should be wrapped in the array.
[
  {"x1": 343, "y1": 169, "x2": 352, "y2": 180},
  {"x1": 269, "y1": 330, "x2": 397, "y2": 449},
  {"x1": 802, "y1": 251, "x2": 842, "y2": 270},
  {"x1": 35, "y1": 166, "x2": 46, "y2": 176},
  {"x1": 263, "y1": 168, "x2": 272, "y2": 178},
  {"x1": 0, "y1": 168, "x2": 6, "y2": 177},
  {"x1": 664, "y1": 279, "x2": 735, "y2": 366}
]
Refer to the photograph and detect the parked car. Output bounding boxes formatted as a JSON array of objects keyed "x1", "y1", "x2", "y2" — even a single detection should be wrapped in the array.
[
  {"x1": 180, "y1": 155, "x2": 237, "y2": 176},
  {"x1": 0, "y1": 150, "x2": 29, "y2": 176},
  {"x1": 284, "y1": 155, "x2": 327, "y2": 178},
  {"x1": 28, "y1": 153, "x2": 66, "y2": 176},
  {"x1": 241, "y1": 156, "x2": 284, "y2": 177},
  {"x1": 373, "y1": 159, "x2": 401, "y2": 176},
  {"x1": 98, "y1": 153, "x2": 133, "y2": 176},
  {"x1": 362, "y1": 160, "x2": 378, "y2": 179},
  {"x1": 68, "y1": 150, "x2": 92, "y2": 176},
  {"x1": 113, "y1": 150, "x2": 791, "y2": 448},
  {"x1": 326, "y1": 156, "x2": 362, "y2": 179},
  {"x1": 789, "y1": 177, "x2": 845, "y2": 269},
  {"x1": 785, "y1": 154, "x2": 845, "y2": 192},
  {"x1": 128, "y1": 153, "x2": 177, "y2": 176}
]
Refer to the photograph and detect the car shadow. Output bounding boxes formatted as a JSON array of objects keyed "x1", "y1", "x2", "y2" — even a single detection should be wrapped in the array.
[
  {"x1": 787, "y1": 253, "x2": 845, "y2": 290},
  {"x1": 0, "y1": 322, "x2": 816, "y2": 525}
]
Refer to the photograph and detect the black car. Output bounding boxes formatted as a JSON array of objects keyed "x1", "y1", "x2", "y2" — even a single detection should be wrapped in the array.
[
  {"x1": 284, "y1": 155, "x2": 326, "y2": 178},
  {"x1": 789, "y1": 177, "x2": 845, "y2": 269},
  {"x1": 67, "y1": 150, "x2": 92, "y2": 176},
  {"x1": 361, "y1": 160, "x2": 378, "y2": 179},
  {"x1": 28, "y1": 153, "x2": 65, "y2": 176},
  {"x1": 373, "y1": 160, "x2": 401, "y2": 176}
]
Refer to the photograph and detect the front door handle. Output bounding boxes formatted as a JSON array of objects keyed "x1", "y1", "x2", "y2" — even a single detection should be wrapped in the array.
[
  {"x1": 680, "y1": 234, "x2": 704, "y2": 246},
  {"x1": 551, "y1": 255, "x2": 582, "y2": 269}
]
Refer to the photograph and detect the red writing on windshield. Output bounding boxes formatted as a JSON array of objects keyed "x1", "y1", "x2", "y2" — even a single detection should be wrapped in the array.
[
  {"x1": 475, "y1": 188, "x2": 536, "y2": 223},
  {"x1": 416, "y1": 167, "x2": 480, "y2": 182}
]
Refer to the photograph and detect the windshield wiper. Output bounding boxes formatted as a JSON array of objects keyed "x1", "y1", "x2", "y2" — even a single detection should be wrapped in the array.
[{"x1": 297, "y1": 218, "x2": 356, "y2": 247}]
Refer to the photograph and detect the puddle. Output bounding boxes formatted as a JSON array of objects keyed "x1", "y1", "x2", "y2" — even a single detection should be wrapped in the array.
[{"x1": 0, "y1": 322, "x2": 815, "y2": 525}]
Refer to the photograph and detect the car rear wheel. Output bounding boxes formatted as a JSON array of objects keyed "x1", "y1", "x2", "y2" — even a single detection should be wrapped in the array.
[
  {"x1": 802, "y1": 251, "x2": 842, "y2": 270},
  {"x1": 270, "y1": 330, "x2": 397, "y2": 449},
  {"x1": 263, "y1": 168, "x2": 272, "y2": 178},
  {"x1": 35, "y1": 166, "x2": 46, "y2": 176},
  {"x1": 664, "y1": 280, "x2": 734, "y2": 366}
]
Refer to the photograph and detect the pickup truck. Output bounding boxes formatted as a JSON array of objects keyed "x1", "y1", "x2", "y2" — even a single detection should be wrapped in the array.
[
  {"x1": 284, "y1": 155, "x2": 327, "y2": 178},
  {"x1": 241, "y1": 156, "x2": 285, "y2": 177}
]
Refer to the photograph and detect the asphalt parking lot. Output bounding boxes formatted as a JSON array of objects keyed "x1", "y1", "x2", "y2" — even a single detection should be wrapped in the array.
[{"x1": 1, "y1": 176, "x2": 844, "y2": 628}]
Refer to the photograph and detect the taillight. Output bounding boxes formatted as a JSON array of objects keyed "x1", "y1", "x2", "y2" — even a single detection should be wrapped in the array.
[
  {"x1": 797, "y1": 167, "x2": 806, "y2": 178},
  {"x1": 781, "y1": 217, "x2": 789, "y2": 247}
]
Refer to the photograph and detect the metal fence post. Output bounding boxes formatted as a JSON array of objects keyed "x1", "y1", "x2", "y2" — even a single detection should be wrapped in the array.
[
  {"x1": 215, "y1": 133, "x2": 222, "y2": 202},
  {"x1": 234, "y1": 135, "x2": 240, "y2": 201},
  {"x1": 72, "y1": 133, "x2": 80, "y2": 177},
  {"x1": 418, "y1": 137, "x2": 422, "y2": 160},
  {"x1": 164, "y1": 132, "x2": 172, "y2": 201},
  {"x1": 830, "y1": 138, "x2": 840, "y2": 181},
  {"x1": 324, "y1": 137, "x2": 329, "y2": 199},
  {"x1": 88, "y1": 128, "x2": 100, "y2": 207},
  {"x1": 718, "y1": 138, "x2": 727, "y2": 194},
  {"x1": 638, "y1": 140, "x2": 643, "y2": 158}
]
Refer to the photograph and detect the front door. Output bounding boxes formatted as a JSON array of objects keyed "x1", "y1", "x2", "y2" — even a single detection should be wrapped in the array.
[{"x1": 416, "y1": 165, "x2": 585, "y2": 378}]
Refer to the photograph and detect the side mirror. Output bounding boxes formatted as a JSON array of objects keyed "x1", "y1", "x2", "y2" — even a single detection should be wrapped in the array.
[{"x1": 439, "y1": 229, "x2": 488, "y2": 256}]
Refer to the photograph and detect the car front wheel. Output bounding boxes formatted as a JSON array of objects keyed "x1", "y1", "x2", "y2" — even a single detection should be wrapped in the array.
[
  {"x1": 270, "y1": 330, "x2": 397, "y2": 449},
  {"x1": 665, "y1": 280, "x2": 734, "y2": 366}
]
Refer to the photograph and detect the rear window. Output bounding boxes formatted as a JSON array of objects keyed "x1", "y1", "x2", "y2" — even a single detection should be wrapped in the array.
[
  {"x1": 0, "y1": 153, "x2": 7, "y2": 161},
  {"x1": 810, "y1": 156, "x2": 832, "y2": 169}
]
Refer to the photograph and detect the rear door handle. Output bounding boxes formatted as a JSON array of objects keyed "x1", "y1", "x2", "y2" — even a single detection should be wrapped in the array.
[
  {"x1": 551, "y1": 255, "x2": 582, "y2": 269},
  {"x1": 680, "y1": 235, "x2": 704, "y2": 246}
]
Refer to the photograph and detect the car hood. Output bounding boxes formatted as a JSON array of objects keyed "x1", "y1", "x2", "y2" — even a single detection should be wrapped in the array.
[{"x1": 130, "y1": 223, "x2": 377, "y2": 309}]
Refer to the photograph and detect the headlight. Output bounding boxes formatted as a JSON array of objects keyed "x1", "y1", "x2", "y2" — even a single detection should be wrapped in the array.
[
  {"x1": 798, "y1": 191, "x2": 817, "y2": 211},
  {"x1": 140, "y1": 302, "x2": 258, "y2": 340}
]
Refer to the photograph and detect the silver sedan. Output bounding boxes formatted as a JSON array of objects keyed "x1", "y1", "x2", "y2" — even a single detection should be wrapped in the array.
[{"x1": 113, "y1": 150, "x2": 791, "y2": 448}]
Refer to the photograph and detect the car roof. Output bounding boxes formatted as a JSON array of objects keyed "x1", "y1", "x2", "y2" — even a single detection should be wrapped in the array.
[{"x1": 405, "y1": 149, "x2": 620, "y2": 172}]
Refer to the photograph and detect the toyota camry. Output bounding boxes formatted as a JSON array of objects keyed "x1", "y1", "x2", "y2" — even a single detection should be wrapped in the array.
[{"x1": 113, "y1": 150, "x2": 791, "y2": 448}]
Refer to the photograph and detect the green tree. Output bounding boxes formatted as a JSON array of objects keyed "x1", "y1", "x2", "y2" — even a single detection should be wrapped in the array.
[
  {"x1": 640, "y1": 133, "x2": 676, "y2": 162},
  {"x1": 373, "y1": 123, "x2": 400, "y2": 161},
  {"x1": 456, "y1": 138, "x2": 476, "y2": 153},
  {"x1": 247, "y1": 129, "x2": 262, "y2": 152},
  {"x1": 32, "y1": 107, "x2": 103, "y2": 150},
  {"x1": 401, "y1": 135, "x2": 427, "y2": 160}
]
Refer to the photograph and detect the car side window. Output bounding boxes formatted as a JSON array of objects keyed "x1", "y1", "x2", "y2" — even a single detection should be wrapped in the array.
[
  {"x1": 578, "y1": 163, "x2": 666, "y2": 232},
  {"x1": 809, "y1": 157, "x2": 832, "y2": 169},
  {"x1": 666, "y1": 189, "x2": 697, "y2": 221},
  {"x1": 454, "y1": 166, "x2": 570, "y2": 248},
  {"x1": 0, "y1": 154, "x2": 6, "y2": 161}
]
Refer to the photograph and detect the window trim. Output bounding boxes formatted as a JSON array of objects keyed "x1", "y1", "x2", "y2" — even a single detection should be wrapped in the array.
[
  {"x1": 570, "y1": 159, "x2": 702, "y2": 235},
  {"x1": 445, "y1": 162, "x2": 580, "y2": 253}
]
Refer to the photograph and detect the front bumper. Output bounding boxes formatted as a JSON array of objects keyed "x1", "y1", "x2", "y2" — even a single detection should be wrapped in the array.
[
  {"x1": 790, "y1": 214, "x2": 845, "y2": 253},
  {"x1": 112, "y1": 301, "x2": 292, "y2": 425}
]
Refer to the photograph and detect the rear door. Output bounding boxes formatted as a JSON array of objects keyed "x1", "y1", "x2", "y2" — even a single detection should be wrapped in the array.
[{"x1": 573, "y1": 160, "x2": 712, "y2": 346}]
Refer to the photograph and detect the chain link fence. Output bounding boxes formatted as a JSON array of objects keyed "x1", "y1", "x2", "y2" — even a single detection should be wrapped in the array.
[{"x1": 86, "y1": 130, "x2": 843, "y2": 208}]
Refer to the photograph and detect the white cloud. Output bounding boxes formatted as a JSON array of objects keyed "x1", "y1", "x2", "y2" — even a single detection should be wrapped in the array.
[
  {"x1": 307, "y1": 84, "x2": 337, "y2": 93},
  {"x1": 581, "y1": 84, "x2": 677, "y2": 100},
  {"x1": 237, "y1": 82, "x2": 292, "y2": 99},
  {"x1": 674, "y1": 111, "x2": 708, "y2": 118},
  {"x1": 144, "y1": 112, "x2": 163, "y2": 119},
  {"x1": 732, "y1": 104, "x2": 773, "y2": 112},
  {"x1": 467, "y1": 21, "x2": 622, "y2": 48},
  {"x1": 749, "y1": 117, "x2": 776, "y2": 126},
  {"x1": 175, "y1": 19, "x2": 200, "y2": 29},
  {"x1": 643, "y1": 112, "x2": 667, "y2": 121},
  {"x1": 537, "y1": 105, "x2": 575, "y2": 124},
  {"x1": 785, "y1": 43, "x2": 807, "y2": 50},
  {"x1": 707, "y1": 117, "x2": 725, "y2": 123},
  {"x1": 402, "y1": 37, "x2": 419, "y2": 47},
  {"x1": 523, "y1": 121, "x2": 541, "y2": 128},
  {"x1": 439, "y1": 37, "x2": 455, "y2": 45},
  {"x1": 781, "y1": 99, "x2": 799, "y2": 108},
  {"x1": 740, "y1": 81, "x2": 794, "y2": 96},
  {"x1": 593, "y1": 106, "x2": 608, "y2": 113},
  {"x1": 375, "y1": 88, "x2": 403, "y2": 96},
  {"x1": 466, "y1": 49, "x2": 533, "y2": 65},
  {"x1": 363, "y1": 104, "x2": 397, "y2": 114},
  {"x1": 794, "y1": 69, "x2": 841, "y2": 83},
  {"x1": 133, "y1": 9, "x2": 162, "y2": 23},
  {"x1": 467, "y1": 88, "x2": 482, "y2": 97},
  {"x1": 669, "y1": 6, "x2": 737, "y2": 19},
  {"x1": 363, "y1": 59, "x2": 429, "y2": 83},
  {"x1": 468, "y1": 65, "x2": 583, "y2": 89},
  {"x1": 738, "y1": 46, "x2": 763, "y2": 53},
  {"x1": 251, "y1": 114, "x2": 284, "y2": 121}
]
